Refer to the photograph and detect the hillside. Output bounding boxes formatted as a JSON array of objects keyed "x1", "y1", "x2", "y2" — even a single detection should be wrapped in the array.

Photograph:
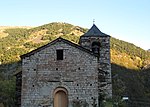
[
  {"x1": 0, "y1": 22, "x2": 149, "y2": 69},
  {"x1": 0, "y1": 26, "x2": 32, "y2": 38},
  {"x1": 0, "y1": 22, "x2": 150, "y2": 106}
]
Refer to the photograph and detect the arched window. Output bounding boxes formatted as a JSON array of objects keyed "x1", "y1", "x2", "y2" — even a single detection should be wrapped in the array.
[{"x1": 92, "y1": 42, "x2": 100, "y2": 54}]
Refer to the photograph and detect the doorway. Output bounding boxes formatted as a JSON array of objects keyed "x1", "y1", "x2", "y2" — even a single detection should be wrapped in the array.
[{"x1": 54, "y1": 87, "x2": 68, "y2": 107}]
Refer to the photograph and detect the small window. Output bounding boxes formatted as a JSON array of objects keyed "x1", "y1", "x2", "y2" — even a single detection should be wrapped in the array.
[{"x1": 57, "y1": 50, "x2": 63, "y2": 60}]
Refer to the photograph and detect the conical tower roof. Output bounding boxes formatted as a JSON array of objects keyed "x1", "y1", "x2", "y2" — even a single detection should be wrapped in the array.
[{"x1": 83, "y1": 24, "x2": 109, "y2": 37}]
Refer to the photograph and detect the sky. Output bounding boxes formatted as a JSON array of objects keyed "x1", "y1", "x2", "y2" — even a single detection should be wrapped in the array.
[{"x1": 0, "y1": 0, "x2": 150, "y2": 50}]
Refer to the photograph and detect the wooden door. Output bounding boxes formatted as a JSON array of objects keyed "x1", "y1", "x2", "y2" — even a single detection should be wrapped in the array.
[{"x1": 54, "y1": 90, "x2": 68, "y2": 107}]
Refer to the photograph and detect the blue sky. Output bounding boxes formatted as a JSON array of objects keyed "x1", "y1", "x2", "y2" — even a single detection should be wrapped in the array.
[{"x1": 0, "y1": 0, "x2": 150, "y2": 50}]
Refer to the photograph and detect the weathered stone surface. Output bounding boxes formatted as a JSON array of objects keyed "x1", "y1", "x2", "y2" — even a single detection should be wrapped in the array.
[
  {"x1": 18, "y1": 24, "x2": 112, "y2": 107},
  {"x1": 80, "y1": 35, "x2": 112, "y2": 98},
  {"x1": 21, "y1": 40, "x2": 99, "y2": 107}
]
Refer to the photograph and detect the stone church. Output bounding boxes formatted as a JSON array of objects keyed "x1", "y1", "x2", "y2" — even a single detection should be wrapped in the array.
[{"x1": 15, "y1": 24, "x2": 112, "y2": 107}]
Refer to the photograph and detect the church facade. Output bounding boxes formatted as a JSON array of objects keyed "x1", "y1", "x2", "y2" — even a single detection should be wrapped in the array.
[{"x1": 15, "y1": 24, "x2": 112, "y2": 107}]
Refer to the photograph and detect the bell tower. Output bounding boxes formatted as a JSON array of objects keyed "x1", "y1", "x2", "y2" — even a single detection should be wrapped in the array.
[{"x1": 79, "y1": 24, "x2": 112, "y2": 98}]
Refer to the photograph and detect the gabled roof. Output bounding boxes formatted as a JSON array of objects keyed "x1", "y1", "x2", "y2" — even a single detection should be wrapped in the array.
[
  {"x1": 20, "y1": 37, "x2": 98, "y2": 59},
  {"x1": 82, "y1": 24, "x2": 109, "y2": 37}
]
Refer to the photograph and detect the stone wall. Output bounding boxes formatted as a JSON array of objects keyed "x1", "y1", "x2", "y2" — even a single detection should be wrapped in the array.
[
  {"x1": 15, "y1": 71, "x2": 22, "y2": 107},
  {"x1": 21, "y1": 40, "x2": 99, "y2": 107},
  {"x1": 80, "y1": 36, "x2": 112, "y2": 98},
  {"x1": 98, "y1": 37, "x2": 112, "y2": 98}
]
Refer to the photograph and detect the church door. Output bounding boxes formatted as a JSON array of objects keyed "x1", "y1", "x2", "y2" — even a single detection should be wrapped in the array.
[{"x1": 54, "y1": 90, "x2": 68, "y2": 107}]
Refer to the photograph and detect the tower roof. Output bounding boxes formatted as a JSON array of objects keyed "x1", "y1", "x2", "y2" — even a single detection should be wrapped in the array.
[{"x1": 83, "y1": 24, "x2": 109, "y2": 37}]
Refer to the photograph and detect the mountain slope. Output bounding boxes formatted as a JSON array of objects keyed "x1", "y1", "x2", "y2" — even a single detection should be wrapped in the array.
[
  {"x1": 0, "y1": 22, "x2": 150, "y2": 106},
  {"x1": 0, "y1": 22, "x2": 149, "y2": 69},
  {"x1": 111, "y1": 37, "x2": 150, "y2": 69}
]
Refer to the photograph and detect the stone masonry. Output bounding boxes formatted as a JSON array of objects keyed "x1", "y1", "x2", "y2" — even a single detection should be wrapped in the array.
[
  {"x1": 79, "y1": 24, "x2": 112, "y2": 98},
  {"x1": 16, "y1": 24, "x2": 112, "y2": 107}
]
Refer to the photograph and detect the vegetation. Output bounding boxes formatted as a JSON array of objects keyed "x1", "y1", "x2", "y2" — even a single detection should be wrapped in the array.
[
  {"x1": 111, "y1": 37, "x2": 150, "y2": 60},
  {"x1": 0, "y1": 73, "x2": 15, "y2": 107},
  {"x1": 0, "y1": 22, "x2": 150, "y2": 106}
]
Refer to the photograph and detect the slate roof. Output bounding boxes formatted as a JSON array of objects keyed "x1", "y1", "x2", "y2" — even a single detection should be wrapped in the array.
[
  {"x1": 20, "y1": 37, "x2": 98, "y2": 59},
  {"x1": 82, "y1": 24, "x2": 109, "y2": 37}
]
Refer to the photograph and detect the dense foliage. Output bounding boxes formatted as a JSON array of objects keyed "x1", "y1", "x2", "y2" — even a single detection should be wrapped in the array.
[
  {"x1": 0, "y1": 22, "x2": 150, "y2": 106},
  {"x1": 0, "y1": 73, "x2": 15, "y2": 107},
  {"x1": 111, "y1": 37, "x2": 150, "y2": 60}
]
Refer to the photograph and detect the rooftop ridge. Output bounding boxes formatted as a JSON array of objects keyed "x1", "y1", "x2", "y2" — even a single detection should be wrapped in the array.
[{"x1": 83, "y1": 24, "x2": 109, "y2": 37}]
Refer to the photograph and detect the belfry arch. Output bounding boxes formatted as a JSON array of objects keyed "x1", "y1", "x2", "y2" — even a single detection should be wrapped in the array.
[{"x1": 92, "y1": 41, "x2": 100, "y2": 54}]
